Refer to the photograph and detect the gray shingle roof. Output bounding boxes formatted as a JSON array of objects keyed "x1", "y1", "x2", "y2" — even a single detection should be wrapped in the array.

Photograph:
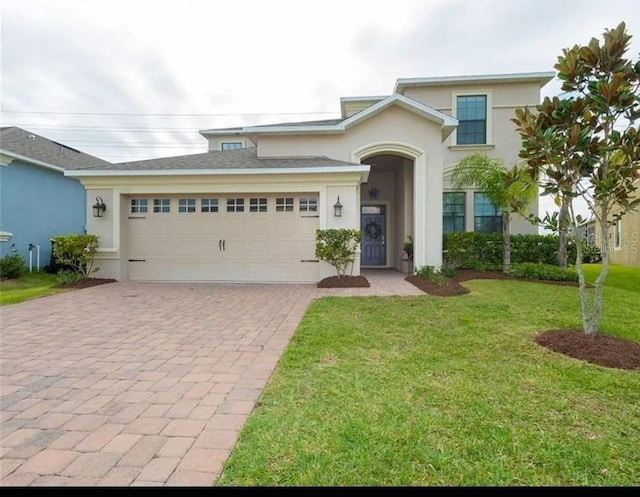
[
  {"x1": 83, "y1": 146, "x2": 363, "y2": 171},
  {"x1": 0, "y1": 126, "x2": 110, "y2": 169}
]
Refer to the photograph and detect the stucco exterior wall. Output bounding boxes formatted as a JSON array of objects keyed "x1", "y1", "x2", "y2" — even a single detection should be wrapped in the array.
[
  {"x1": 594, "y1": 185, "x2": 640, "y2": 267},
  {"x1": 0, "y1": 160, "x2": 85, "y2": 268},
  {"x1": 78, "y1": 170, "x2": 365, "y2": 280}
]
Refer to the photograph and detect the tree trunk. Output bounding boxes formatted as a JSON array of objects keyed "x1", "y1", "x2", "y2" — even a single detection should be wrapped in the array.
[
  {"x1": 502, "y1": 211, "x2": 511, "y2": 273},
  {"x1": 557, "y1": 197, "x2": 569, "y2": 269}
]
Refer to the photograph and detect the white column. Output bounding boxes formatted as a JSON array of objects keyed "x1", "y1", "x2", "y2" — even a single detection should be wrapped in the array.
[{"x1": 414, "y1": 153, "x2": 443, "y2": 269}]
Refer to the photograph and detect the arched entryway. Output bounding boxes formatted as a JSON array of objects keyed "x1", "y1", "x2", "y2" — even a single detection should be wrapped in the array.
[{"x1": 353, "y1": 142, "x2": 424, "y2": 271}]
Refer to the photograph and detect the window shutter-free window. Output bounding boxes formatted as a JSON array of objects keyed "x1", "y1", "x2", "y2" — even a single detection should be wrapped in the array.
[{"x1": 457, "y1": 95, "x2": 487, "y2": 145}]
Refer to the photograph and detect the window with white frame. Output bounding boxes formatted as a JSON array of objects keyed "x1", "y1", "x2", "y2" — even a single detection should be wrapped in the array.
[
  {"x1": 443, "y1": 192, "x2": 465, "y2": 233},
  {"x1": 456, "y1": 95, "x2": 487, "y2": 145},
  {"x1": 249, "y1": 197, "x2": 268, "y2": 212},
  {"x1": 299, "y1": 196, "x2": 318, "y2": 212},
  {"x1": 614, "y1": 219, "x2": 621, "y2": 249},
  {"x1": 153, "y1": 198, "x2": 171, "y2": 213},
  {"x1": 276, "y1": 197, "x2": 294, "y2": 212},
  {"x1": 227, "y1": 197, "x2": 244, "y2": 212},
  {"x1": 131, "y1": 198, "x2": 148, "y2": 213},
  {"x1": 178, "y1": 198, "x2": 196, "y2": 213},
  {"x1": 474, "y1": 193, "x2": 501, "y2": 233},
  {"x1": 221, "y1": 142, "x2": 242, "y2": 150},
  {"x1": 201, "y1": 198, "x2": 219, "y2": 213}
]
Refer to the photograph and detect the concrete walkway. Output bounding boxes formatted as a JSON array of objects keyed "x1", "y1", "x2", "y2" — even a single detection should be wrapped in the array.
[{"x1": 0, "y1": 269, "x2": 422, "y2": 486}]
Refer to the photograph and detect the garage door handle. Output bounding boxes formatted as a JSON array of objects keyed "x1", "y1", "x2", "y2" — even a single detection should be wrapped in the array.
[
  {"x1": 222, "y1": 239, "x2": 226, "y2": 251},
  {"x1": 219, "y1": 239, "x2": 222, "y2": 251},
  {"x1": 128, "y1": 259, "x2": 146, "y2": 262}
]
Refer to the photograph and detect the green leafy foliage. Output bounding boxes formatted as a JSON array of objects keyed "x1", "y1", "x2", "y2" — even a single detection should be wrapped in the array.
[
  {"x1": 315, "y1": 229, "x2": 361, "y2": 277},
  {"x1": 443, "y1": 232, "x2": 587, "y2": 270},
  {"x1": 0, "y1": 253, "x2": 26, "y2": 279},
  {"x1": 414, "y1": 265, "x2": 447, "y2": 286},
  {"x1": 451, "y1": 153, "x2": 539, "y2": 272},
  {"x1": 51, "y1": 234, "x2": 100, "y2": 279},
  {"x1": 512, "y1": 21, "x2": 640, "y2": 334},
  {"x1": 509, "y1": 262, "x2": 579, "y2": 282}
]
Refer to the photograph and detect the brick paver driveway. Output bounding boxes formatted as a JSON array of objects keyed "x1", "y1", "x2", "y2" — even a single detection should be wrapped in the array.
[{"x1": 1, "y1": 271, "x2": 422, "y2": 486}]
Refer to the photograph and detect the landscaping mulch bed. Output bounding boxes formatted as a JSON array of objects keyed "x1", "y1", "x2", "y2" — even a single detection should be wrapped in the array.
[
  {"x1": 317, "y1": 275, "x2": 370, "y2": 288},
  {"x1": 405, "y1": 268, "x2": 579, "y2": 297},
  {"x1": 54, "y1": 278, "x2": 117, "y2": 289},
  {"x1": 406, "y1": 268, "x2": 640, "y2": 372}
]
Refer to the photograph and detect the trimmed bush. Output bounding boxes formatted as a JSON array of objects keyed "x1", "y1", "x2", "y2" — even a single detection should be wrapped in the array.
[
  {"x1": 315, "y1": 229, "x2": 361, "y2": 277},
  {"x1": 51, "y1": 234, "x2": 100, "y2": 279},
  {"x1": 443, "y1": 232, "x2": 585, "y2": 269},
  {"x1": 509, "y1": 262, "x2": 579, "y2": 282},
  {"x1": 0, "y1": 253, "x2": 26, "y2": 279}
]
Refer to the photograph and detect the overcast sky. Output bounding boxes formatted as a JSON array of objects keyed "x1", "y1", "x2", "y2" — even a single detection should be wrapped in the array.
[{"x1": 2, "y1": 0, "x2": 639, "y2": 218}]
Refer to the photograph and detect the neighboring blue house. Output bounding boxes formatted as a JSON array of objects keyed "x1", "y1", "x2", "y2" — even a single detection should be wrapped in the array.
[{"x1": 0, "y1": 127, "x2": 109, "y2": 271}]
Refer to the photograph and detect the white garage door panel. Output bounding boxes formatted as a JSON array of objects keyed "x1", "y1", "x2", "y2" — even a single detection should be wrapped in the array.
[{"x1": 127, "y1": 194, "x2": 319, "y2": 282}]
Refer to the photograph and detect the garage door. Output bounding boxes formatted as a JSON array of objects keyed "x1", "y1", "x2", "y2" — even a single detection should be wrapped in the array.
[{"x1": 126, "y1": 194, "x2": 319, "y2": 282}]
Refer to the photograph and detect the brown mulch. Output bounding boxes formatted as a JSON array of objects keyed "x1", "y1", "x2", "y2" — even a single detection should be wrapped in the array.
[
  {"x1": 406, "y1": 268, "x2": 640, "y2": 372},
  {"x1": 317, "y1": 275, "x2": 370, "y2": 288},
  {"x1": 54, "y1": 277, "x2": 117, "y2": 289},
  {"x1": 535, "y1": 330, "x2": 640, "y2": 371},
  {"x1": 405, "y1": 268, "x2": 579, "y2": 297}
]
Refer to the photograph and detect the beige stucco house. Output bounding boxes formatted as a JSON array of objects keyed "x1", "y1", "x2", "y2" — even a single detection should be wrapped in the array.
[
  {"x1": 593, "y1": 179, "x2": 640, "y2": 267},
  {"x1": 68, "y1": 71, "x2": 554, "y2": 283}
]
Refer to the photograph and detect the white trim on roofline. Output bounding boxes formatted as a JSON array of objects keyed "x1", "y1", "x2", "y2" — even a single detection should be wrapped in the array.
[
  {"x1": 394, "y1": 72, "x2": 556, "y2": 93},
  {"x1": 199, "y1": 94, "x2": 458, "y2": 141},
  {"x1": 0, "y1": 149, "x2": 66, "y2": 173},
  {"x1": 65, "y1": 165, "x2": 371, "y2": 177}
]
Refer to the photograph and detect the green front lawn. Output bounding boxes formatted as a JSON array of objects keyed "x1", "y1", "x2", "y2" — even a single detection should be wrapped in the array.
[
  {"x1": 217, "y1": 272, "x2": 640, "y2": 486},
  {"x1": 582, "y1": 263, "x2": 640, "y2": 294},
  {"x1": 0, "y1": 271, "x2": 65, "y2": 305}
]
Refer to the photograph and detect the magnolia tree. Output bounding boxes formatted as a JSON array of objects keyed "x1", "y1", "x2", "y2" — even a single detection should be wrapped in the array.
[{"x1": 513, "y1": 22, "x2": 640, "y2": 335}]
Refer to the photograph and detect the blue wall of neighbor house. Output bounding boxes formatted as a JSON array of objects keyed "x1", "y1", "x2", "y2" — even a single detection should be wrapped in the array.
[{"x1": 0, "y1": 160, "x2": 86, "y2": 270}]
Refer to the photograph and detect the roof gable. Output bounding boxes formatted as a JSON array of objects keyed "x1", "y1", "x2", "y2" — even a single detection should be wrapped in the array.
[{"x1": 205, "y1": 94, "x2": 458, "y2": 142}]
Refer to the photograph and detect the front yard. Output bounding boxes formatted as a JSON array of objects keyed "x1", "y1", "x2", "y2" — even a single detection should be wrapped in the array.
[
  {"x1": 216, "y1": 265, "x2": 640, "y2": 486},
  {"x1": 0, "y1": 271, "x2": 66, "y2": 305}
]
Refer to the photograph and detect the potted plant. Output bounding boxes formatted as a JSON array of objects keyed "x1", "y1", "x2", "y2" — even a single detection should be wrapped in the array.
[{"x1": 403, "y1": 236, "x2": 414, "y2": 261}]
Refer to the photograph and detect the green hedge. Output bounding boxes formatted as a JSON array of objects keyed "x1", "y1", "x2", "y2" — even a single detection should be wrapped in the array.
[
  {"x1": 442, "y1": 232, "x2": 591, "y2": 269},
  {"x1": 508, "y1": 262, "x2": 579, "y2": 282}
]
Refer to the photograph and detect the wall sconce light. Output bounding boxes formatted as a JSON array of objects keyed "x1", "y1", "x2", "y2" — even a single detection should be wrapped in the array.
[
  {"x1": 92, "y1": 196, "x2": 107, "y2": 217},
  {"x1": 333, "y1": 196, "x2": 343, "y2": 217}
]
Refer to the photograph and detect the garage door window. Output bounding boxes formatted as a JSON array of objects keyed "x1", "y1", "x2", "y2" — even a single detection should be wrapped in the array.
[
  {"x1": 250, "y1": 197, "x2": 268, "y2": 212},
  {"x1": 153, "y1": 198, "x2": 171, "y2": 213},
  {"x1": 178, "y1": 198, "x2": 196, "y2": 213},
  {"x1": 131, "y1": 198, "x2": 148, "y2": 213},
  {"x1": 276, "y1": 197, "x2": 294, "y2": 212},
  {"x1": 227, "y1": 198, "x2": 244, "y2": 212},
  {"x1": 300, "y1": 197, "x2": 318, "y2": 212},
  {"x1": 201, "y1": 198, "x2": 219, "y2": 213}
]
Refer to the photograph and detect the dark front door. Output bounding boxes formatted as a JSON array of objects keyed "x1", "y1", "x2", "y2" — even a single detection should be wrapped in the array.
[{"x1": 361, "y1": 205, "x2": 386, "y2": 266}]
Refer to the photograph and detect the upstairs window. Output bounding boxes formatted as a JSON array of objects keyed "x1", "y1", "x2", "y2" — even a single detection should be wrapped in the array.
[
  {"x1": 221, "y1": 142, "x2": 242, "y2": 150},
  {"x1": 456, "y1": 95, "x2": 487, "y2": 145},
  {"x1": 474, "y1": 193, "x2": 501, "y2": 233},
  {"x1": 443, "y1": 192, "x2": 465, "y2": 233}
]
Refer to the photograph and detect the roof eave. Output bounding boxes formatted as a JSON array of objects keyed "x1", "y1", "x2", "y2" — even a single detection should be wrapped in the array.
[
  {"x1": 394, "y1": 71, "x2": 556, "y2": 93},
  {"x1": 0, "y1": 149, "x2": 66, "y2": 173}
]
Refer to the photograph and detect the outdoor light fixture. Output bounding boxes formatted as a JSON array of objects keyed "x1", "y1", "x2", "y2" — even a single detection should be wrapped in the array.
[
  {"x1": 333, "y1": 196, "x2": 343, "y2": 217},
  {"x1": 92, "y1": 196, "x2": 107, "y2": 217}
]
